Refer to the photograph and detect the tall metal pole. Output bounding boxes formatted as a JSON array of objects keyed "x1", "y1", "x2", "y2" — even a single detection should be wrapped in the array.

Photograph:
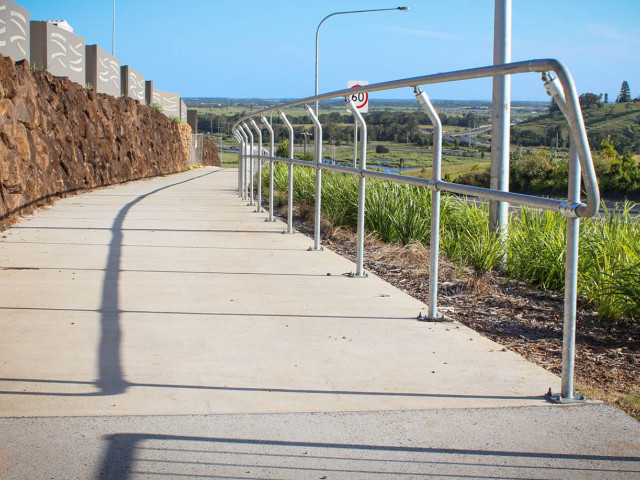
[
  {"x1": 112, "y1": 0, "x2": 115, "y2": 56},
  {"x1": 489, "y1": 0, "x2": 511, "y2": 235}
]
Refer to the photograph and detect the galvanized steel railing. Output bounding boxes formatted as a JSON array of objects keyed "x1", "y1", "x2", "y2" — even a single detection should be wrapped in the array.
[{"x1": 231, "y1": 59, "x2": 600, "y2": 404}]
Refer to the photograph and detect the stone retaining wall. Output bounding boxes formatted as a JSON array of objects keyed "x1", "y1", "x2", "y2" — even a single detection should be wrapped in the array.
[{"x1": 0, "y1": 55, "x2": 189, "y2": 229}]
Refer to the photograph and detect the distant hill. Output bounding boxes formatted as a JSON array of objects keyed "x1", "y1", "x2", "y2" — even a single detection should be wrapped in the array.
[{"x1": 512, "y1": 101, "x2": 640, "y2": 154}]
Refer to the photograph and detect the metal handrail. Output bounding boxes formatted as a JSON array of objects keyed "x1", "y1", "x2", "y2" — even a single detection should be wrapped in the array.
[
  {"x1": 231, "y1": 58, "x2": 600, "y2": 403},
  {"x1": 233, "y1": 58, "x2": 599, "y2": 217}
]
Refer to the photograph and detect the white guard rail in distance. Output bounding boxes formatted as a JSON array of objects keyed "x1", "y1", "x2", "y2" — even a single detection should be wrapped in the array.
[{"x1": 231, "y1": 59, "x2": 600, "y2": 404}]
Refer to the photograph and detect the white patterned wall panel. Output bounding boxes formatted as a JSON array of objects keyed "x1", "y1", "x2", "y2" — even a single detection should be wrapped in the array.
[{"x1": 0, "y1": 1, "x2": 29, "y2": 61}]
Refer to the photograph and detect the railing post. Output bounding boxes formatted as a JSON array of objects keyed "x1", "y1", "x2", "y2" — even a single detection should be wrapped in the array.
[
  {"x1": 241, "y1": 122, "x2": 255, "y2": 206},
  {"x1": 560, "y1": 141, "x2": 583, "y2": 401},
  {"x1": 415, "y1": 87, "x2": 444, "y2": 320},
  {"x1": 241, "y1": 123, "x2": 252, "y2": 201},
  {"x1": 346, "y1": 98, "x2": 367, "y2": 277},
  {"x1": 261, "y1": 115, "x2": 276, "y2": 222},
  {"x1": 250, "y1": 119, "x2": 263, "y2": 213},
  {"x1": 278, "y1": 110, "x2": 295, "y2": 234},
  {"x1": 236, "y1": 126, "x2": 249, "y2": 200},
  {"x1": 232, "y1": 129, "x2": 243, "y2": 196},
  {"x1": 305, "y1": 104, "x2": 323, "y2": 251},
  {"x1": 539, "y1": 76, "x2": 586, "y2": 404}
]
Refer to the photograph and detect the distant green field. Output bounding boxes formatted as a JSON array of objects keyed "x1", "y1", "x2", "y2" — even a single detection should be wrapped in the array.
[
  {"x1": 223, "y1": 139, "x2": 486, "y2": 175},
  {"x1": 220, "y1": 151, "x2": 238, "y2": 168},
  {"x1": 512, "y1": 101, "x2": 640, "y2": 151},
  {"x1": 407, "y1": 160, "x2": 491, "y2": 180}
]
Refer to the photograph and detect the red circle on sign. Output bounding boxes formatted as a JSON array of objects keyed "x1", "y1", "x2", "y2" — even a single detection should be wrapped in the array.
[{"x1": 351, "y1": 84, "x2": 369, "y2": 109}]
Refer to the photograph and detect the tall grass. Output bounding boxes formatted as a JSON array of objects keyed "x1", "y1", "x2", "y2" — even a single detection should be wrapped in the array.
[
  {"x1": 440, "y1": 197, "x2": 504, "y2": 274},
  {"x1": 580, "y1": 203, "x2": 640, "y2": 321},
  {"x1": 507, "y1": 208, "x2": 567, "y2": 290},
  {"x1": 265, "y1": 163, "x2": 640, "y2": 323}
]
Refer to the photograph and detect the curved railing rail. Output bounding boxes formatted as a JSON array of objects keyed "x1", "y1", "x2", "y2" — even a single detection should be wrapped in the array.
[{"x1": 230, "y1": 59, "x2": 600, "y2": 404}]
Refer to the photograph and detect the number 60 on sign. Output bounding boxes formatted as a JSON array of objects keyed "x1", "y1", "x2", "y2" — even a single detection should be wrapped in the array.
[{"x1": 347, "y1": 80, "x2": 369, "y2": 113}]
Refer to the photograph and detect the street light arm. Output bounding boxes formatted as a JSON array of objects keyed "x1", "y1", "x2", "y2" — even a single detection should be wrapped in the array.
[
  {"x1": 315, "y1": 6, "x2": 409, "y2": 114},
  {"x1": 316, "y1": 7, "x2": 409, "y2": 38}
]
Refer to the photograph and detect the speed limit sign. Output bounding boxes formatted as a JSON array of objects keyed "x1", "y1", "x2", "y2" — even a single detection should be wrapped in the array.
[{"x1": 347, "y1": 80, "x2": 369, "y2": 113}]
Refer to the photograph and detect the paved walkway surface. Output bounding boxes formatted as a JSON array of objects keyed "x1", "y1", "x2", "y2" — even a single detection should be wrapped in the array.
[{"x1": 0, "y1": 167, "x2": 638, "y2": 479}]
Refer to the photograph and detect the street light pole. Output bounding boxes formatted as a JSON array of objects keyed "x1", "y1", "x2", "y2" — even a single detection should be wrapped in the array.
[
  {"x1": 489, "y1": 0, "x2": 511, "y2": 235},
  {"x1": 302, "y1": 131, "x2": 311, "y2": 155},
  {"x1": 314, "y1": 6, "x2": 408, "y2": 116},
  {"x1": 112, "y1": 0, "x2": 115, "y2": 56}
]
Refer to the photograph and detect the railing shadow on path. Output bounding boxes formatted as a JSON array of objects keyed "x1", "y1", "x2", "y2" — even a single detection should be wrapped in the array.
[
  {"x1": 97, "y1": 169, "x2": 222, "y2": 396},
  {"x1": 96, "y1": 433, "x2": 640, "y2": 480}
]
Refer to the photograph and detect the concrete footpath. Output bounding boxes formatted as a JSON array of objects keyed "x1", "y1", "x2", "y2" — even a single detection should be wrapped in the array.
[{"x1": 0, "y1": 167, "x2": 638, "y2": 479}]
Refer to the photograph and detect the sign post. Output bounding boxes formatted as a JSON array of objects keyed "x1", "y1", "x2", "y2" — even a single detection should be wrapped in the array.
[{"x1": 347, "y1": 81, "x2": 368, "y2": 168}]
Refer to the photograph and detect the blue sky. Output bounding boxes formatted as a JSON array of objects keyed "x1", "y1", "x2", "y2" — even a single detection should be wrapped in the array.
[{"x1": 20, "y1": 0, "x2": 640, "y2": 101}]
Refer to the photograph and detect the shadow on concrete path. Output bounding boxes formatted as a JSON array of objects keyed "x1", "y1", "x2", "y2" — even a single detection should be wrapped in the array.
[
  {"x1": 97, "y1": 432, "x2": 640, "y2": 480},
  {"x1": 97, "y1": 170, "x2": 221, "y2": 396}
]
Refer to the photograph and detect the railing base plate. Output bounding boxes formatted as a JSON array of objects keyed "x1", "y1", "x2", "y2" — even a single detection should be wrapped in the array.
[
  {"x1": 544, "y1": 388, "x2": 588, "y2": 404},
  {"x1": 417, "y1": 312, "x2": 447, "y2": 322},
  {"x1": 346, "y1": 272, "x2": 368, "y2": 278}
]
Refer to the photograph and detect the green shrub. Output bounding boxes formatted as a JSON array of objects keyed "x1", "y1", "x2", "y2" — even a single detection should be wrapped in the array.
[
  {"x1": 580, "y1": 202, "x2": 640, "y2": 321},
  {"x1": 507, "y1": 208, "x2": 567, "y2": 290},
  {"x1": 268, "y1": 160, "x2": 640, "y2": 323}
]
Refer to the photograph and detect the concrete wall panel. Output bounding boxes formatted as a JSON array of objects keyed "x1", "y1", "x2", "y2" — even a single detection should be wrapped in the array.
[
  {"x1": 187, "y1": 109, "x2": 197, "y2": 133},
  {"x1": 86, "y1": 44, "x2": 120, "y2": 96},
  {"x1": 180, "y1": 99, "x2": 187, "y2": 123},
  {"x1": 121, "y1": 65, "x2": 145, "y2": 102},
  {"x1": 30, "y1": 21, "x2": 85, "y2": 85},
  {"x1": 145, "y1": 80, "x2": 153, "y2": 105},
  {"x1": 152, "y1": 89, "x2": 180, "y2": 118},
  {"x1": 0, "y1": 0, "x2": 30, "y2": 61}
]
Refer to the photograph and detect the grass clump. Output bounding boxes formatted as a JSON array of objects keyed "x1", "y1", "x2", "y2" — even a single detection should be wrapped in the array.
[
  {"x1": 266, "y1": 162, "x2": 640, "y2": 323},
  {"x1": 580, "y1": 202, "x2": 640, "y2": 322}
]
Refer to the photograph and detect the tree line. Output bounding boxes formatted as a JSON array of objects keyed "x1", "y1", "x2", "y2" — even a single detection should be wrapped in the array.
[
  {"x1": 199, "y1": 110, "x2": 489, "y2": 146},
  {"x1": 514, "y1": 80, "x2": 640, "y2": 154}
]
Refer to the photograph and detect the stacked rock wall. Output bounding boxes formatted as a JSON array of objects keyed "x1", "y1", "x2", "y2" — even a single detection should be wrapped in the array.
[
  {"x1": 177, "y1": 122, "x2": 192, "y2": 164},
  {"x1": 201, "y1": 138, "x2": 220, "y2": 167},
  {"x1": 0, "y1": 56, "x2": 189, "y2": 229}
]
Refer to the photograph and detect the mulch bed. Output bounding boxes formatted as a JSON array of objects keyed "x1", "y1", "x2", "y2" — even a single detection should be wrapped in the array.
[{"x1": 275, "y1": 203, "x2": 640, "y2": 419}]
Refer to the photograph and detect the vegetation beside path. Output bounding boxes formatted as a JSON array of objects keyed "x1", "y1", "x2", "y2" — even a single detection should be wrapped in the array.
[
  {"x1": 268, "y1": 179, "x2": 640, "y2": 420},
  {"x1": 268, "y1": 163, "x2": 640, "y2": 324}
]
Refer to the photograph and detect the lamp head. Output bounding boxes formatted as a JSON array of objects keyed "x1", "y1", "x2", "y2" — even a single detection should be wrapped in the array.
[{"x1": 397, "y1": 6, "x2": 409, "y2": 10}]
